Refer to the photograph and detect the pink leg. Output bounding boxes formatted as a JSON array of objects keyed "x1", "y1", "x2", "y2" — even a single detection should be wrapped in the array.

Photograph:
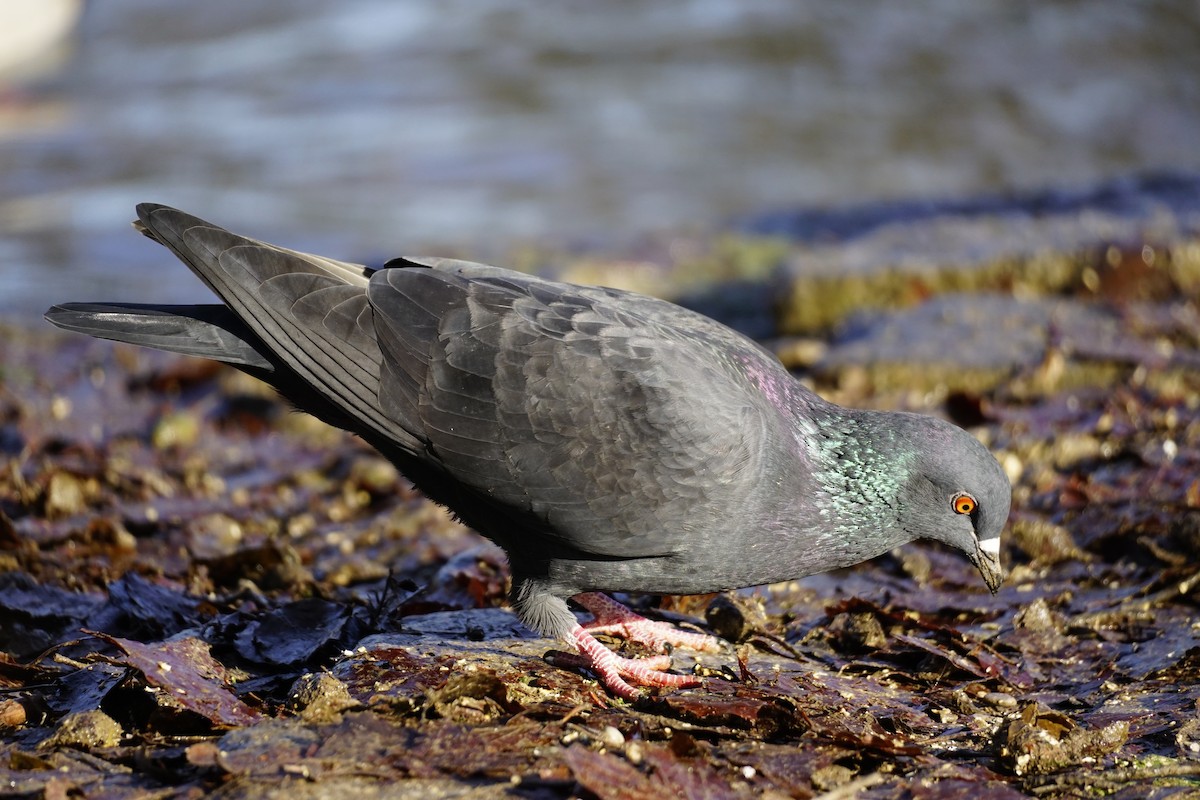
[
  {"x1": 575, "y1": 592, "x2": 723, "y2": 654},
  {"x1": 566, "y1": 623, "x2": 704, "y2": 701},
  {"x1": 552, "y1": 593, "x2": 726, "y2": 699}
]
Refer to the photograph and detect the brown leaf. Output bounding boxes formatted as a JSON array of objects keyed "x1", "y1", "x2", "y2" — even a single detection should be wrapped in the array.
[
  {"x1": 565, "y1": 745, "x2": 657, "y2": 800},
  {"x1": 92, "y1": 632, "x2": 263, "y2": 728}
]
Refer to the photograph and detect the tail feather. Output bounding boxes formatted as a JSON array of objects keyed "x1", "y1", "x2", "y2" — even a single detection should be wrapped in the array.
[
  {"x1": 143, "y1": 209, "x2": 401, "y2": 445},
  {"x1": 48, "y1": 204, "x2": 433, "y2": 459},
  {"x1": 44, "y1": 302, "x2": 272, "y2": 370}
]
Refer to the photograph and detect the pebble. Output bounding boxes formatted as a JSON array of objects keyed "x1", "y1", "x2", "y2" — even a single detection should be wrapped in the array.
[
  {"x1": 599, "y1": 725, "x2": 625, "y2": 749},
  {"x1": 982, "y1": 691, "x2": 1018, "y2": 709}
]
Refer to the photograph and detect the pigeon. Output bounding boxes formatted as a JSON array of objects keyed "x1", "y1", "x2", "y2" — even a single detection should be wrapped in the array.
[{"x1": 46, "y1": 204, "x2": 1011, "y2": 699}]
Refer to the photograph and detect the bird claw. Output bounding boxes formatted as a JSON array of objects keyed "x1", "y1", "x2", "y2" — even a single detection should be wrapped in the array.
[
  {"x1": 548, "y1": 649, "x2": 674, "y2": 673},
  {"x1": 556, "y1": 593, "x2": 722, "y2": 699},
  {"x1": 564, "y1": 623, "x2": 705, "y2": 700},
  {"x1": 575, "y1": 592, "x2": 724, "y2": 654}
]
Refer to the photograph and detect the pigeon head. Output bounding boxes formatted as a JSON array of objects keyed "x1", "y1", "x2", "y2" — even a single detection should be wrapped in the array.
[{"x1": 889, "y1": 413, "x2": 1011, "y2": 592}]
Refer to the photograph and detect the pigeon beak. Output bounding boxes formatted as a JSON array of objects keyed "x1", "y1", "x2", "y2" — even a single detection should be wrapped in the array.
[{"x1": 973, "y1": 538, "x2": 1004, "y2": 593}]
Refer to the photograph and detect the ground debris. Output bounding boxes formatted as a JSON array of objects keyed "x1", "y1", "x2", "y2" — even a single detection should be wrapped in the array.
[
  {"x1": 287, "y1": 672, "x2": 362, "y2": 723},
  {"x1": 39, "y1": 708, "x2": 123, "y2": 750},
  {"x1": 92, "y1": 632, "x2": 264, "y2": 729},
  {"x1": 998, "y1": 702, "x2": 1129, "y2": 776},
  {"x1": 4, "y1": 210, "x2": 1200, "y2": 798}
]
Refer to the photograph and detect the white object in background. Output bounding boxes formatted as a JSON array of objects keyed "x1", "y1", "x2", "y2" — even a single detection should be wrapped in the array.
[{"x1": 0, "y1": 0, "x2": 84, "y2": 84}]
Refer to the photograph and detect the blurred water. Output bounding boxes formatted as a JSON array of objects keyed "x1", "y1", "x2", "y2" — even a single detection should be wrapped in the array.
[{"x1": 0, "y1": 0, "x2": 1197, "y2": 320}]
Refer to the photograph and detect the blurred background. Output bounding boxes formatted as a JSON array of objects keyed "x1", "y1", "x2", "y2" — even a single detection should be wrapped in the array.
[{"x1": 0, "y1": 0, "x2": 1197, "y2": 321}]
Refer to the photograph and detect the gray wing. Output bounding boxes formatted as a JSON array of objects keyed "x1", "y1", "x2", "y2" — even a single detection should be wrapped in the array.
[
  {"x1": 129, "y1": 203, "x2": 426, "y2": 452},
  {"x1": 369, "y1": 263, "x2": 783, "y2": 559},
  {"x1": 69, "y1": 206, "x2": 792, "y2": 561}
]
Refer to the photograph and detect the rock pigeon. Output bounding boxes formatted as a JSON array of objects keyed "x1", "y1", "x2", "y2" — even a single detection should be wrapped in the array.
[{"x1": 46, "y1": 205, "x2": 1011, "y2": 699}]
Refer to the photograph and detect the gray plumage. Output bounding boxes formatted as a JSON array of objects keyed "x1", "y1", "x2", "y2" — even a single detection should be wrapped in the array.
[{"x1": 47, "y1": 205, "x2": 1010, "y2": 672}]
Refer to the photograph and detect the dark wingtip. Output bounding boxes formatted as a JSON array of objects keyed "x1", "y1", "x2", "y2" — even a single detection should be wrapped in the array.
[
  {"x1": 44, "y1": 301, "x2": 129, "y2": 333},
  {"x1": 132, "y1": 203, "x2": 176, "y2": 240},
  {"x1": 134, "y1": 202, "x2": 173, "y2": 220},
  {"x1": 44, "y1": 302, "x2": 89, "y2": 328}
]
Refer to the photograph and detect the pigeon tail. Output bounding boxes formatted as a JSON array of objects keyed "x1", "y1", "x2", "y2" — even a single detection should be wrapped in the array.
[{"x1": 45, "y1": 302, "x2": 272, "y2": 370}]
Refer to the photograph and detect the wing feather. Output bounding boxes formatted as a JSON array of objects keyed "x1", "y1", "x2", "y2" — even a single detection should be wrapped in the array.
[
  {"x1": 89, "y1": 206, "x2": 792, "y2": 562},
  {"x1": 368, "y1": 266, "x2": 779, "y2": 558}
]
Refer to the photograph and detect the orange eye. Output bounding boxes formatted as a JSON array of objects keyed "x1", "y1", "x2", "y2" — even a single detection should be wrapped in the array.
[{"x1": 952, "y1": 493, "x2": 977, "y2": 515}]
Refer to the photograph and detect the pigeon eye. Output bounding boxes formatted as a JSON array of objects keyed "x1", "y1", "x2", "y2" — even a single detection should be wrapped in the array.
[{"x1": 952, "y1": 493, "x2": 977, "y2": 515}]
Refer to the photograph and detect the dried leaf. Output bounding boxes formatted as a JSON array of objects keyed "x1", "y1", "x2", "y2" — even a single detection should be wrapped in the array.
[{"x1": 92, "y1": 633, "x2": 263, "y2": 728}]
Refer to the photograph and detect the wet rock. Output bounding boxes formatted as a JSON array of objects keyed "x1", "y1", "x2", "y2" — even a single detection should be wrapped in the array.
[
  {"x1": 349, "y1": 457, "x2": 400, "y2": 497},
  {"x1": 152, "y1": 410, "x2": 201, "y2": 450},
  {"x1": 998, "y1": 702, "x2": 1128, "y2": 776},
  {"x1": 1049, "y1": 432, "x2": 1107, "y2": 470},
  {"x1": 426, "y1": 669, "x2": 512, "y2": 723},
  {"x1": 828, "y1": 611, "x2": 888, "y2": 652},
  {"x1": 42, "y1": 472, "x2": 87, "y2": 518},
  {"x1": 289, "y1": 672, "x2": 361, "y2": 724},
  {"x1": 771, "y1": 175, "x2": 1200, "y2": 334},
  {"x1": 598, "y1": 724, "x2": 625, "y2": 750},
  {"x1": 1009, "y1": 519, "x2": 1088, "y2": 566},
  {"x1": 187, "y1": 512, "x2": 245, "y2": 560},
  {"x1": 981, "y1": 692, "x2": 1018, "y2": 709},
  {"x1": 772, "y1": 337, "x2": 827, "y2": 371},
  {"x1": 40, "y1": 709, "x2": 123, "y2": 750},
  {"x1": 815, "y1": 294, "x2": 1162, "y2": 396},
  {"x1": 1177, "y1": 708, "x2": 1200, "y2": 758},
  {"x1": 705, "y1": 593, "x2": 769, "y2": 643},
  {"x1": 1012, "y1": 598, "x2": 1063, "y2": 634},
  {"x1": 809, "y1": 763, "x2": 855, "y2": 792},
  {"x1": 896, "y1": 547, "x2": 932, "y2": 585}
]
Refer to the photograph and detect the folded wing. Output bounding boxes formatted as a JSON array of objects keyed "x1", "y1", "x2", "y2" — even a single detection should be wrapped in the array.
[{"x1": 50, "y1": 205, "x2": 791, "y2": 560}]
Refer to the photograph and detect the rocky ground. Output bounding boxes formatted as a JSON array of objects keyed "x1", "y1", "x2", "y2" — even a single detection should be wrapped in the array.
[{"x1": 2, "y1": 176, "x2": 1200, "y2": 798}]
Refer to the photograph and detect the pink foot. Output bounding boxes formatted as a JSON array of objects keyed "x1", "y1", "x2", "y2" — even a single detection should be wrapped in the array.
[
  {"x1": 551, "y1": 593, "x2": 725, "y2": 699},
  {"x1": 566, "y1": 623, "x2": 704, "y2": 700},
  {"x1": 575, "y1": 593, "x2": 723, "y2": 654}
]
